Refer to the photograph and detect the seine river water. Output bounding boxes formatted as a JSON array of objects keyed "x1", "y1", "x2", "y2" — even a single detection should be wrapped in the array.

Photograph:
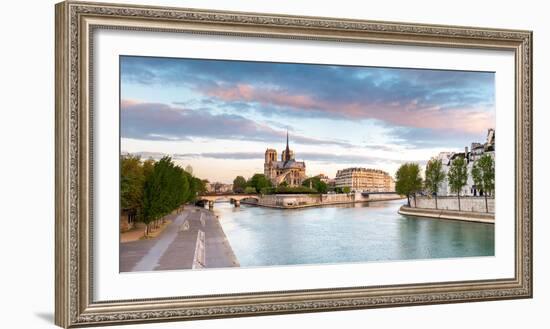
[{"x1": 214, "y1": 199, "x2": 494, "y2": 267}]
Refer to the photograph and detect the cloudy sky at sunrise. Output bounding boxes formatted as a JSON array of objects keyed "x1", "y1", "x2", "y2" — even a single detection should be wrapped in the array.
[{"x1": 120, "y1": 55, "x2": 495, "y2": 184}]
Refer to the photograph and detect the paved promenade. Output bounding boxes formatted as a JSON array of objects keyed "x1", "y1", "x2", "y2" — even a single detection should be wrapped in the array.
[
  {"x1": 120, "y1": 206, "x2": 239, "y2": 272},
  {"x1": 398, "y1": 205, "x2": 495, "y2": 224}
]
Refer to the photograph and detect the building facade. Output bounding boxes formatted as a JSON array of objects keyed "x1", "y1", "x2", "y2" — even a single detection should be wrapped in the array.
[
  {"x1": 205, "y1": 182, "x2": 233, "y2": 194},
  {"x1": 316, "y1": 173, "x2": 330, "y2": 184},
  {"x1": 334, "y1": 167, "x2": 395, "y2": 192},
  {"x1": 264, "y1": 133, "x2": 307, "y2": 187},
  {"x1": 433, "y1": 128, "x2": 495, "y2": 196}
]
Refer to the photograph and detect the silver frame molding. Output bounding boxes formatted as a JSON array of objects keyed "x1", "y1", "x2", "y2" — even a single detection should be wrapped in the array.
[{"x1": 55, "y1": 1, "x2": 533, "y2": 327}]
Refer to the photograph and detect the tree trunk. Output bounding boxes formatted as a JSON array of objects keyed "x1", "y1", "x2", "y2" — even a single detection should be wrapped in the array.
[
  {"x1": 407, "y1": 194, "x2": 411, "y2": 207},
  {"x1": 435, "y1": 194, "x2": 438, "y2": 210},
  {"x1": 457, "y1": 193, "x2": 461, "y2": 211},
  {"x1": 485, "y1": 193, "x2": 488, "y2": 213}
]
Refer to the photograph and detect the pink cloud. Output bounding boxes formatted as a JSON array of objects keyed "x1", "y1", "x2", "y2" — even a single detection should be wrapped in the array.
[
  {"x1": 206, "y1": 84, "x2": 319, "y2": 111},
  {"x1": 204, "y1": 84, "x2": 494, "y2": 135}
]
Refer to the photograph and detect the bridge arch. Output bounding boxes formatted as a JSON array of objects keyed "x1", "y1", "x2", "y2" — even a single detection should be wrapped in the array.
[{"x1": 197, "y1": 194, "x2": 260, "y2": 208}]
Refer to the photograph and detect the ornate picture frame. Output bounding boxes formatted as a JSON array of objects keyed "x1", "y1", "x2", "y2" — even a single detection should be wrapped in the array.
[{"x1": 55, "y1": 1, "x2": 532, "y2": 327}]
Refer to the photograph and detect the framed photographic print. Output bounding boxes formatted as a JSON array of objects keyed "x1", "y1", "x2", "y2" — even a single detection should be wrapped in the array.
[{"x1": 55, "y1": 1, "x2": 533, "y2": 327}]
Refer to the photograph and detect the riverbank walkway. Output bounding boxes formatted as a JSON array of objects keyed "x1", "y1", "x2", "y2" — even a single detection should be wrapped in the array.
[
  {"x1": 398, "y1": 205, "x2": 494, "y2": 224},
  {"x1": 120, "y1": 205, "x2": 239, "y2": 272}
]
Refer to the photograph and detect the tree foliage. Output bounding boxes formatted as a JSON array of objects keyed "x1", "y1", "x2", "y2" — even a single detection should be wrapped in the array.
[
  {"x1": 232, "y1": 176, "x2": 247, "y2": 193},
  {"x1": 244, "y1": 186, "x2": 257, "y2": 194},
  {"x1": 192, "y1": 177, "x2": 207, "y2": 199},
  {"x1": 424, "y1": 159, "x2": 446, "y2": 196},
  {"x1": 247, "y1": 174, "x2": 272, "y2": 193},
  {"x1": 262, "y1": 186, "x2": 317, "y2": 194},
  {"x1": 447, "y1": 156, "x2": 468, "y2": 211},
  {"x1": 471, "y1": 154, "x2": 495, "y2": 196},
  {"x1": 395, "y1": 163, "x2": 423, "y2": 207},
  {"x1": 333, "y1": 187, "x2": 350, "y2": 194},
  {"x1": 120, "y1": 155, "x2": 145, "y2": 214},
  {"x1": 447, "y1": 156, "x2": 468, "y2": 196},
  {"x1": 472, "y1": 154, "x2": 495, "y2": 212},
  {"x1": 143, "y1": 157, "x2": 187, "y2": 226},
  {"x1": 302, "y1": 176, "x2": 328, "y2": 194},
  {"x1": 120, "y1": 155, "x2": 204, "y2": 235}
]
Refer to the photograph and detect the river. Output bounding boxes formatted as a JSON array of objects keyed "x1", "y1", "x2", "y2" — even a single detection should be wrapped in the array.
[{"x1": 214, "y1": 199, "x2": 494, "y2": 267}]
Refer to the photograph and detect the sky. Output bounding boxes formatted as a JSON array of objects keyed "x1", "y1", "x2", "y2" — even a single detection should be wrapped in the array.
[{"x1": 120, "y1": 55, "x2": 495, "y2": 184}]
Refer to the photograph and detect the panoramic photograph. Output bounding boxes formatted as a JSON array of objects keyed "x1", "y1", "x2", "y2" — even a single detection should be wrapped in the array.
[{"x1": 119, "y1": 55, "x2": 496, "y2": 272}]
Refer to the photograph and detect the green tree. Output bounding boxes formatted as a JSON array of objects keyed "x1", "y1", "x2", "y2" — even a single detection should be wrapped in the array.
[
  {"x1": 178, "y1": 169, "x2": 191, "y2": 205},
  {"x1": 122, "y1": 155, "x2": 207, "y2": 237},
  {"x1": 182, "y1": 171, "x2": 194, "y2": 199},
  {"x1": 259, "y1": 187, "x2": 273, "y2": 195},
  {"x1": 268, "y1": 186, "x2": 316, "y2": 194},
  {"x1": 317, "y1": 182, "x2": 328, "y2": 194},
  {"x1": 120, "y1": 155, "x2": 145, "y2": 216},
  {"x1": 142, "y1": 157, "x2": 169, "y2": 235},
  {"x1": 247, "y1": 174, "x2": 271, "y2": 193},
  {"x1": 302, "y1": 176, "x2": 328, "y2": 194},
  {"x1": 179, "y1": 171, "x2": 205, "y2": 202},
  {"x1": 190, "y1": 177, "x2": 207, "y2": 200},
  {"x1": 142, "y1": 158, "x2": 154, "y2": 178},
  {"x1": 342, "y1": 186, "x2": 351, "y2": 194},
  {"x1": 244, "y1": 186, "x2": 257, "y2": 194},
  {"x1": 471, "y1": 154, "x2": 495, "y2": 212},
  {"x1": 447, "y1": 156, "x2": 468, "y2": 211},
  {"x1": 141, "y1": 157, "x2": 197, "y2": 235},
  {"x1": 395, "y1": 163, "x2": 423, "y2": 207},
  {"x1": 232, "y1": 176, "x2": 247, "y2": 193},
  {"x1": 424, "y1": 159, "x2": 446, "y2": 209}
]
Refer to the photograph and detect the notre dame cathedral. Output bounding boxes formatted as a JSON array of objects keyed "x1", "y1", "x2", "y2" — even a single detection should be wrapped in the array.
[{"x1": 264, "y1": 132, "x2": 307, "y2": 187}]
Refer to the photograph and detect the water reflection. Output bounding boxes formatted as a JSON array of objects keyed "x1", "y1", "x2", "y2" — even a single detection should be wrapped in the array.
[{"x1": 214, "y1": 199, "x2": 494, "y2": 267}]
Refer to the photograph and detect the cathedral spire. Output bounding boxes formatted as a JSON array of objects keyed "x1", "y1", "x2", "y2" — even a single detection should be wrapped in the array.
[
  {"x1": 284, "y1": 130, "x2": 291, "y2": 162},
  {"x1": 286, "y1": 130, "x2": 289, "y2": 149}
]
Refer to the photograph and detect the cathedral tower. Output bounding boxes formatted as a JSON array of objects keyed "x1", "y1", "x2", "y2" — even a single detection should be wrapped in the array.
[{"x1": 264, "y1": 149, "x2": 277, "y2": 180}]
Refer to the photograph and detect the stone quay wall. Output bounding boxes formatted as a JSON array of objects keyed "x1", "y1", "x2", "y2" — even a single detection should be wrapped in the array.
[
  {"x1": 254, "y1": 192, "x2": 402, "y2": 209},
  {"x1": 257, "y1": 194, "x2": 322, "y2": 207},
  {"x1": 411, "y1": 196, "x2": 494, "y2": 213}
]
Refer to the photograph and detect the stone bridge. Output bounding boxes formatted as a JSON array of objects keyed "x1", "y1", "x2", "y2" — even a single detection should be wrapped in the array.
[{"x1": 198, "y1": 194, "x2": 260, "y2": 208}]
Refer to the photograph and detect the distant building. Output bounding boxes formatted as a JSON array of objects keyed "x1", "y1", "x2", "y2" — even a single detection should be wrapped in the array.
[
  {"x1": 432, "y1": 128, "x2": 495, "y2": 196},
  {"x1": 264, "y1": 132, "x2": 307, "y2": 187},
  {"x1": 316, "y1": 173, "x2": 330, "y2": 184},
  {"x1": 206, "y1": 182, "x2": 233, "y2": 193},
  {"x1": 334, "y1": 167, "x2": 395, "y2": 192}
]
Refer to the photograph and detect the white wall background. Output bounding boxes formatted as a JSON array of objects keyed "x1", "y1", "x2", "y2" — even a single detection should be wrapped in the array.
[{"x1": 0, "y1": 0, "x2": 547, "y2": 328}]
